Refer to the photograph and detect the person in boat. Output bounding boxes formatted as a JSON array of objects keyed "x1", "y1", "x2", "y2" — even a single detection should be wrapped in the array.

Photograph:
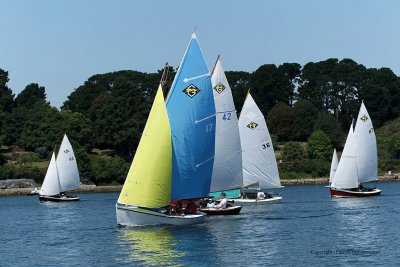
[
  {"x1": 256, "y1": 189, "x2": 266, "y2": 201},
  {"x1": 358, "y1": 184, "x2": 364, "y2": 192},
  {"x1": 186, "y1": 199, "x2": 198, "y2": 214},
  {"x1": 215, "y1": 193, "x2": 227, "y2": 209},
  {"x1": 239, "y1": 192, "x2": 246, "y2": 199},
  {"x1": 174, "y1": 202, "x2": 185, "y2": 216},
  {"x1": 207, "y1": 199, "x2": 216, "y2": 208}
]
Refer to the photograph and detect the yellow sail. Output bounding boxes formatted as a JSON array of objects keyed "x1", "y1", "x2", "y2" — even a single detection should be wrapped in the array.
[{"x1": 117, "y1": 85, "x2": 172, "y2": 207}]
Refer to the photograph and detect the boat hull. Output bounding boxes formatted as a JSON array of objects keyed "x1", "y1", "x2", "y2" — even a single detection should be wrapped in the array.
[
  {"x1": 330, "y1": 188, "x2": 382, "y2": 198},
  {"x1": 116, "y1": 205, "x2": 206, "y2": 226},
  {"x1": 199, "y1": 206, "x2": 242, "y2": 215},
  {"x1": 39, "y1": 195, "x2": 80, "y2": 202},
  {"x1": 228, "y1": 196, "x2": 282, "y2": 206}
]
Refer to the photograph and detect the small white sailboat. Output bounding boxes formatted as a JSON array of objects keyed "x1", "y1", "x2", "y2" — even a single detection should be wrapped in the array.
[
  {"x1": 330, "y1": 102, "x2": 381, "y2": 197},
  {"x1": 116, "y1": 32, "x2": 215, "y2": 226},
  {"x1": 234, "y1": 92, "x2": 282, "y2": 205},
  {"x1": 39, "y1": 134, "x2": 80, "y2": 202},
  {"x1": 326, "y1": 149, "x2": 338, "y2": 187},
  {"x1": 206, "y1": 56, "x2": 242, "y2": 212}
]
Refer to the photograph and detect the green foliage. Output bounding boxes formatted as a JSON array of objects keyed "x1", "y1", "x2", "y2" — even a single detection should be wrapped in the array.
[
  {"x1": 89, "y1": 155, "x2": 129, "y2": 185},
  {"x1": 280, "y1": 159, "x2": 330, "y2": 179},
  {"x1": 0, "y1": 165, "x2": 45, "y2": 182},
  {"x1": 15, "y1": 83, "x2": 46, "y2": 109},
  {"x1": 376, "y1": 118, "x2": 400, "y2": 172},
  {"x1": 307, "y1": 130, "x2": 332, "y2": 160},
  {"x1": 267, "y1": 102, "x2": 294, "y2": 141},
  {"x1": 292, "y1": 99, "x2": 318, "y2": 140},
  {"x1": 313, "y1": 111, "x2": 344, "y2": 149},
  {"x1": 282, "y1": 142, "x2": 305, "y2": 162}
]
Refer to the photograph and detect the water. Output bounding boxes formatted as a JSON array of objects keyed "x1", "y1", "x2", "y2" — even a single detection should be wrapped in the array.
[{"x1": 1, "y1": 182, "x2": 400, "y2": 266}]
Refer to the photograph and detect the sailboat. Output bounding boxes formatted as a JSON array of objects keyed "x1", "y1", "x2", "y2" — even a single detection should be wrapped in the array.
[
  {"x1": 200, "y1": 56, "x2": 242, "y2": 215},
  {"x1": 328, "y1": 149, "x2": 338, "y2": 186},
  {"x1": 116, "y1": 32, "x2": 215, "y2": 226},
  {"x1": 39, "y1": 134, "x2": 80, "y2": 202},
  {"x1": 234, "y1": 92, "x2": 282, "y2": 205},
  {"x1": 330, "y1": 102, "x2": 382, "y2": 197}
]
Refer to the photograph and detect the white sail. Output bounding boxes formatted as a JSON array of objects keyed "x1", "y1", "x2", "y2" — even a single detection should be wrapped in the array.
[
  {"x1": 331, "y1": 123, "x2": 359, "y2": 189},
  {"x1": 238, "y1": 93, "x2": 281, "y2": 188},
  {"x1": 210, "y1": 57, "x2": 243, "y2": 192},
  {"x1": 56, "y1": 134, "x2": 80, "y2": 192},
  {"x1": 329, "y1": 149, "x2": 338, "y2": 184},
  {"x1": 40, "y1": 152, "x2": 61, "y2": 196},
  {"x1": 354, "y1": 102, "x2": 378, "y2": 183}
]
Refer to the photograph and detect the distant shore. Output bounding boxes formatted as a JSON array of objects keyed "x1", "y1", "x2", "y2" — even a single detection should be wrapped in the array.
[{"x1": 0, "y1": 175, "x2": 398, "y2": 196}]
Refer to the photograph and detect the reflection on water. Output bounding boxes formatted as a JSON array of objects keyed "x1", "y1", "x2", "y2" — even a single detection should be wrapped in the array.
[{"x1": 120, "y1": 227, "x2": 185, "y2": 267}]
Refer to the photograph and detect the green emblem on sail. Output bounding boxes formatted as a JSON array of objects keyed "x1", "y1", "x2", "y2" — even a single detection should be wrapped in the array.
[
  {"x1": 182, "y1": 84, "x2": 200, "y2": 98},
  {"x1": 213, "y1": 82, "x2": 226, "y2": 94},
  {"x1": 247, "y1": 122, "x2": 258, "y2": 129},
  {"x1": 360, "y1": 115, "x2": 368, "y2": 122}
]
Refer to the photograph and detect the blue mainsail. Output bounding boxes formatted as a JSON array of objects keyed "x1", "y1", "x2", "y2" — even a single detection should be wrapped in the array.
[{"x1": 166, "y1": 32, "x2": 216, "y2": 201}]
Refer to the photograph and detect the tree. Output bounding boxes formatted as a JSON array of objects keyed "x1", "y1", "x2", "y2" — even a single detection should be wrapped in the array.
[
  {"x1": 307, "y1": 130, "x2": 332, "y2": 160},
  {"x1": 15, "y1": 83, "x2": 46, "y2": 109},
  {"x1": 292, "y1": 99, "x2": 318, "y2": 141},
  {"x1": 282, "y1": 142, "x2": 305, "y2": 162},
  {"x1": 0, "y1": 69, "x2": 14, "y2": 112},
  {"x1": 266, "y1": 102, "x2": 294, "y2": 141},
  {"x1": 313, "y1": 111, "x2": 344, "y2": 149}
]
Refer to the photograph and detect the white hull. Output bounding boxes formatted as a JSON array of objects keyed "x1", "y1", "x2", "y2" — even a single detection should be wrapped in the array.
[
  {"x1": 228, "y1": 196, "x2": 282, "y2": 206},
  {"x1": 116, "y1": 205, "x2": 206, "y2": 226}
]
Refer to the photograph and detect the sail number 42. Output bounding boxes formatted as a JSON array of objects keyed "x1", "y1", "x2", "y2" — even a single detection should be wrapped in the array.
[{"x1": 222, "y1": 113, "x2": 232, "y2": 120}]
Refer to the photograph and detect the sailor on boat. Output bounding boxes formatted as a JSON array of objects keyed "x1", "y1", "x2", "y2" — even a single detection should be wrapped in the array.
[{"x1": 215, "y1": 193, "x2": 227, "y2": 209}]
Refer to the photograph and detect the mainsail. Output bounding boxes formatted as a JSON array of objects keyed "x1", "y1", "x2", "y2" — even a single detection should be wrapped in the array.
[
  {"x1": 57, "y1": 134, "x2": 80, "y2": 192},
  {"x1": 166, "y1": 32, "x2": 216, "y2": 201},
  {"x1": 238, "y1": 93, "x2": 281, "y2": 188},
  {"x1": 117, "y1": 86, "x2": 172, "y2": 208},
  {"x1": 354, "y1": 101, "x2": 378, "y2": 183},
  {"x1": 210, "y1": 57, "x2": 243, "y2": 192}
]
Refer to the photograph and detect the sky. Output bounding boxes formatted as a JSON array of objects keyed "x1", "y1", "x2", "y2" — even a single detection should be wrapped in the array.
[{"x1": 1, "y1": 0, "x2": 400, "y2": 108}]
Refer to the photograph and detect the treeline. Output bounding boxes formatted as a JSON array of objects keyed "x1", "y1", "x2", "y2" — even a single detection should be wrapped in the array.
[{"x1": 0, "y1": 58, "x2": 399, "y2": 184}]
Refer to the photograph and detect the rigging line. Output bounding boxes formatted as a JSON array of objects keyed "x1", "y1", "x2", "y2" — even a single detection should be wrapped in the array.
[
  {"x1": 194, "y1": 113, "x2": 216, "y2": 124},
  {"x1": 183, "y1": 73, "x2": 210, "y2": 83},
  {"x1": 216, "y1": 110, "x2": 237, "y2": 114},
  {"x1": 196, "y1": 156, "x2": 215, "y2": 168}
]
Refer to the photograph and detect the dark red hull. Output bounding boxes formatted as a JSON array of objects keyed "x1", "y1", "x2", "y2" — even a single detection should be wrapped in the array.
[
  {"x1": 330, "y1": 188, "x2": 381, "y2": 198},
  {"x1": 199, "y1": 206, "x2": 242, "y2": 215}
]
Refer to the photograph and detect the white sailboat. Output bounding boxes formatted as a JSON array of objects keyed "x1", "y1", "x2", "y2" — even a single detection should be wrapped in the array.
[
  {"x1": 328, "y1": 149, "x2": 338, "y2": 185},
  {"x1": 39, "y1": 134, "x2": 80, "y2": 202},
  {"x1": 235, "y1": 92, "x2": 282, "y2": 205},
  {"x1": 201, "y1": 56, "x2": 243, "y2": 214},
  {"x1": 330, "y1": 102, "x2": 381, "y2": 197}
]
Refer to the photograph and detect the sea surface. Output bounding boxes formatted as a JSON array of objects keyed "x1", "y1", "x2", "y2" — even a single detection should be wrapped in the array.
[{"x1": 1, "y1": 182, "x2": 399, "y2": 266}]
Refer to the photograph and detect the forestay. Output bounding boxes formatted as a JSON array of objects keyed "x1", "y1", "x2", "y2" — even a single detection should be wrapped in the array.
[
  {"x1": 210, "y1": 57, "x2": 243, "y2": 192},
  {"x1": 166, "y1": 32, "x2": 216, "y2": 201},
  {"x1": 238, "y1": 93, "x2": 281, "y2": 188}
]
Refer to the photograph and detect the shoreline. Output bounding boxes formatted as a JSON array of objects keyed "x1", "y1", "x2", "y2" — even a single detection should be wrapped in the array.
[{"x1": 0, "y1": 175, "x2": 399, "y2": 197}]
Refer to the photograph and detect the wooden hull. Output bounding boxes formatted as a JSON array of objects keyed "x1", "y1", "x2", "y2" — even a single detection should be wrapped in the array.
[
  {"x1": 330, "y1": 188, "x2": 382, "y2": 198},
  {"x1": 228, "y1": 196, "x2": 282, "y2": 206},
  {"x1": 39, "y1": 195, "x2": 80, "y2": 202},
  {"x1": 199, "y1": 206, "x2": 242, "y2": 215},
  {"x1": 116, "y1": 205, "x2": 206, "y2": 226}
]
